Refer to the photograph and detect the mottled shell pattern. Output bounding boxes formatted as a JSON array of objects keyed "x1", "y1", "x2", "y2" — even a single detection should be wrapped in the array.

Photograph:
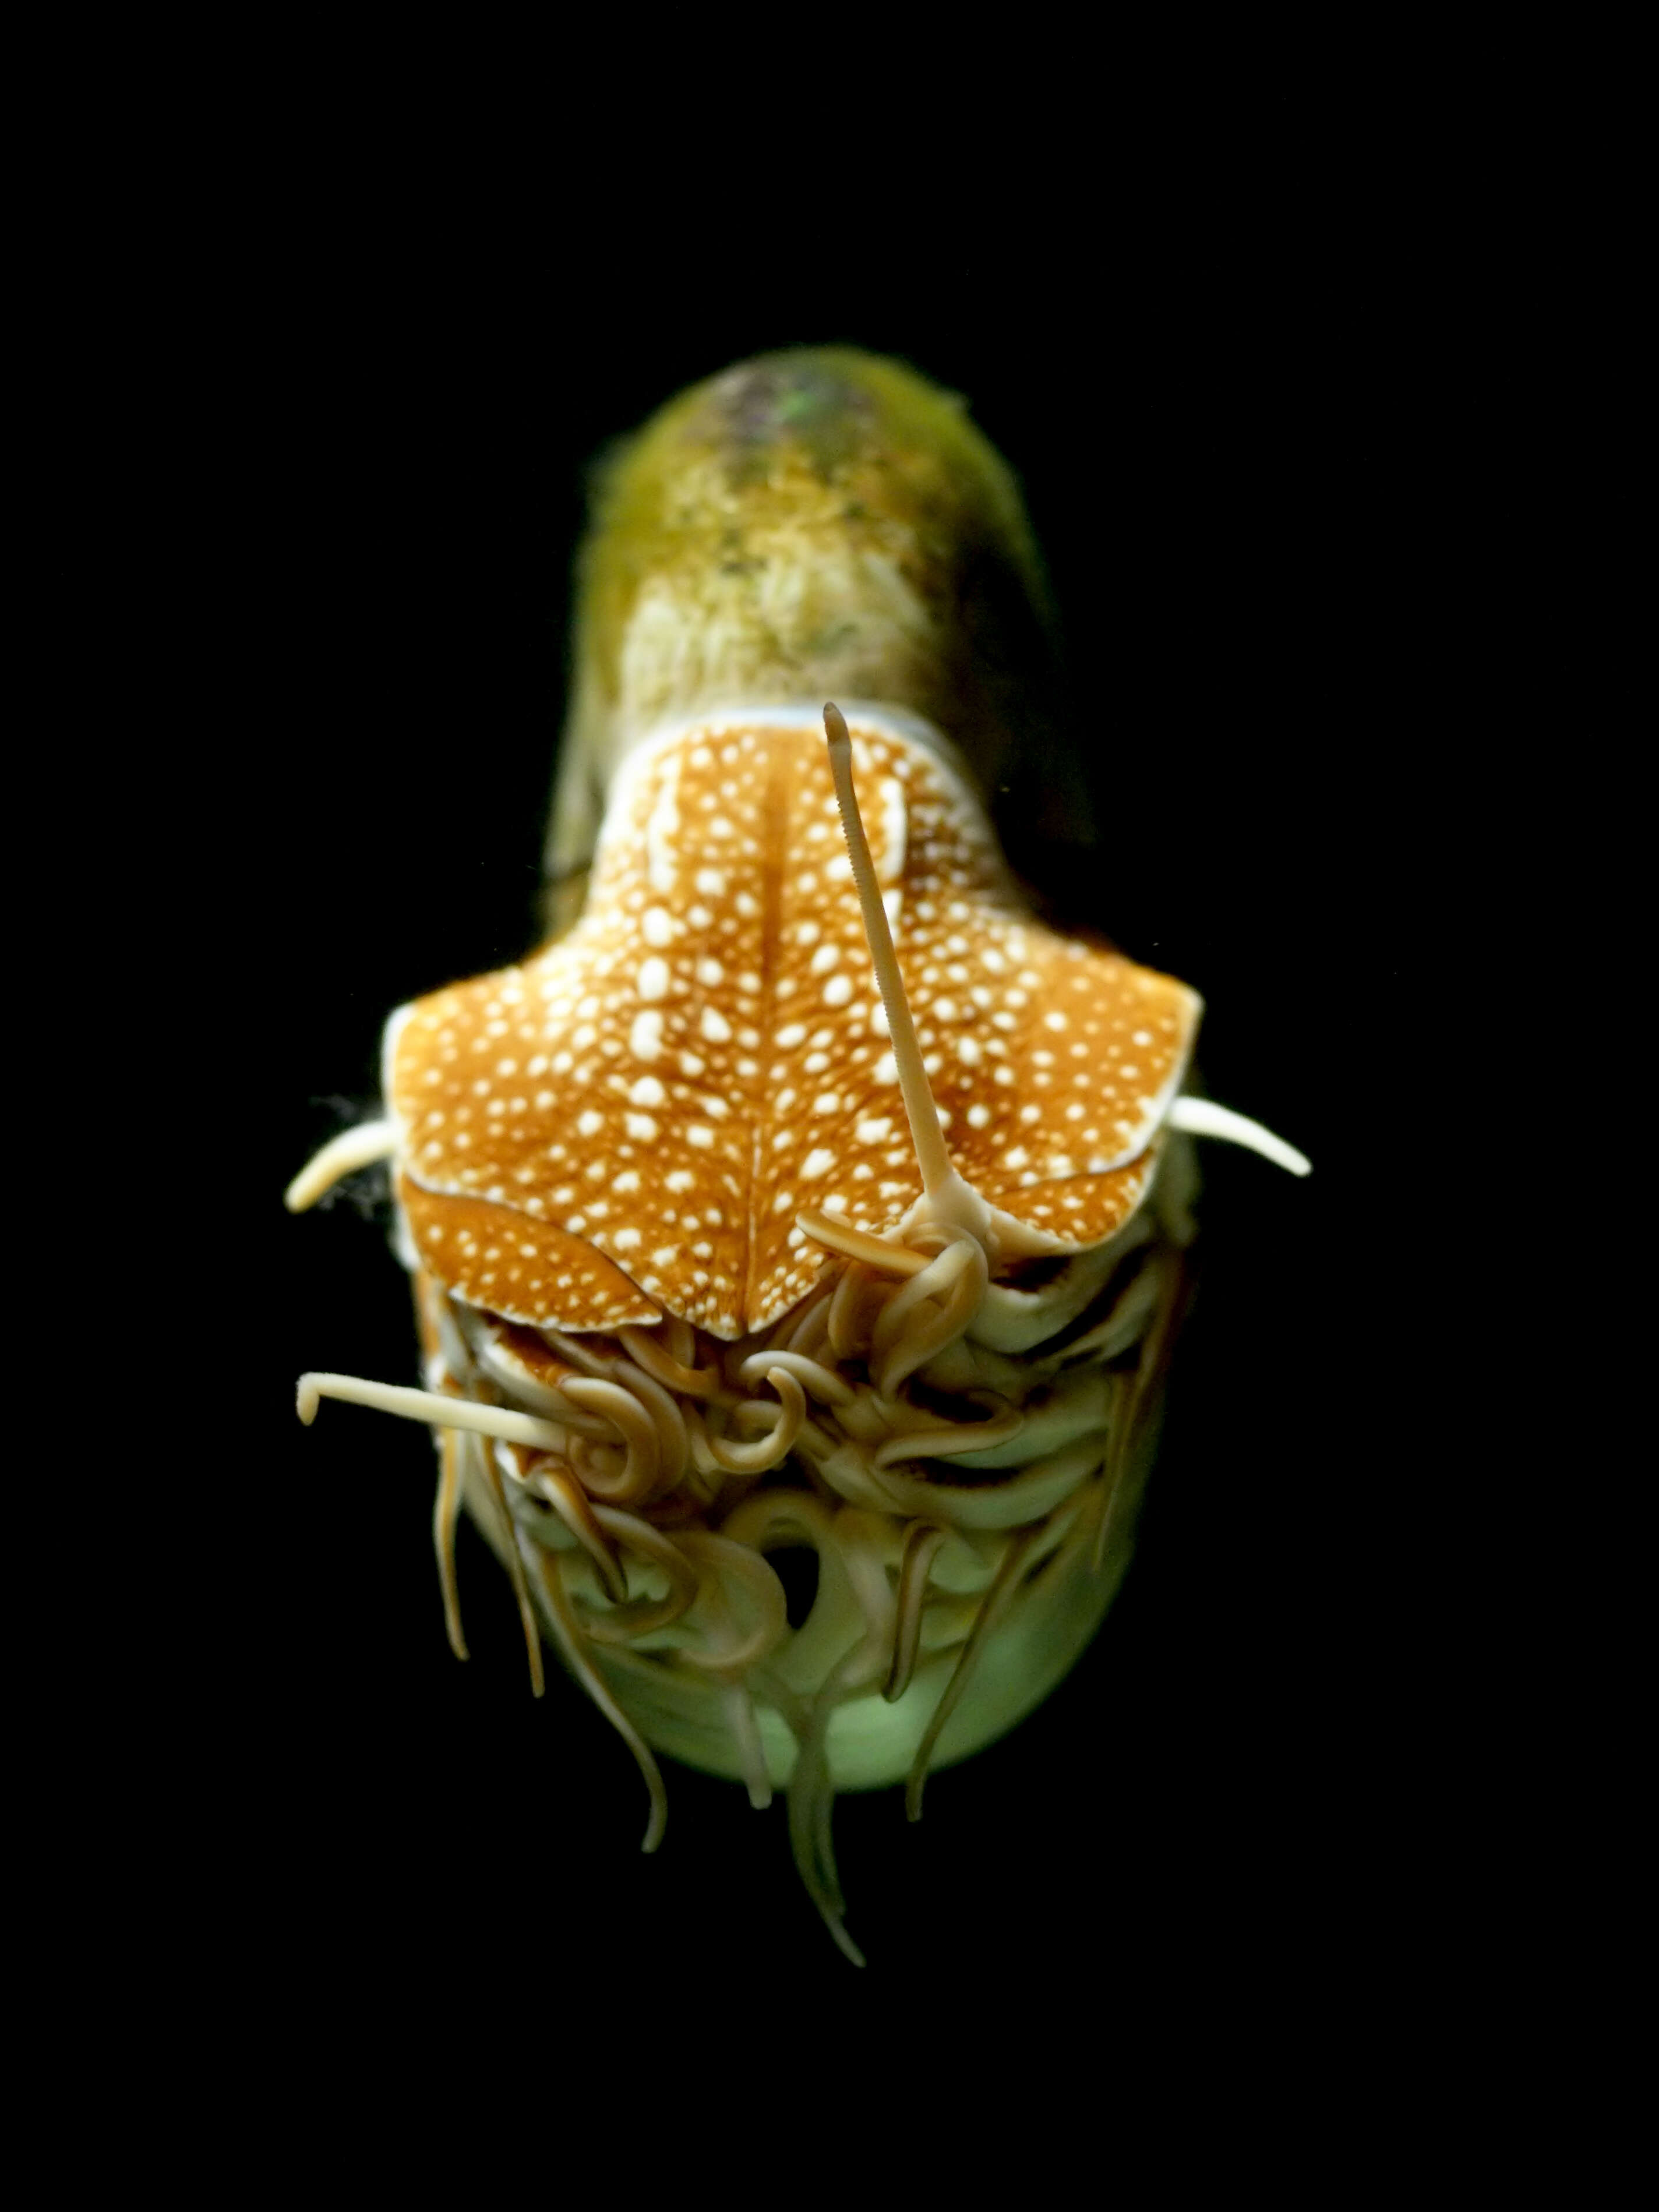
[{"x1": 290, "y1": 349, "x2": 1307, "y2": 1964}]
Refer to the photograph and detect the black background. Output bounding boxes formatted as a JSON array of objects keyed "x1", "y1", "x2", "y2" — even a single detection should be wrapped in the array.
[
  {"x1": 181, "y1": 189, "x2": 1460, "y2": 2023},
  {"x1": 18, "y1": 48, "x2": 1640, "y2": 2143}
]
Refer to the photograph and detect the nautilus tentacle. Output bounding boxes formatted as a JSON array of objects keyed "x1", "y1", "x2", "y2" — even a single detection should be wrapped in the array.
[{"x1": 290, "y1": 348, "x2": 1310, "y2": 1962}]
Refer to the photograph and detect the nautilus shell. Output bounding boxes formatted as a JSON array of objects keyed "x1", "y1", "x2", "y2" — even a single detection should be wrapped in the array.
[{"x1": 289, "y1": 349, "x2": 1308, "y2": 1963}]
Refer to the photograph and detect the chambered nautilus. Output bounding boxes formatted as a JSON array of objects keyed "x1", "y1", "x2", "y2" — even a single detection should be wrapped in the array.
[{"x1": 288, "y1": 348, "x2": 1309, "y2": 1963}]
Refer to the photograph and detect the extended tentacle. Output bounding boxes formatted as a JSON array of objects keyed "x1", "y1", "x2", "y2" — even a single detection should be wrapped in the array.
[
  {"x1": 433, "y1": 1425, "x2": 469, "y2": 1663},
  {"x1": 483, "y1": 1434, "x2": 545, "y2": 1699},
  {"x1": 905, "y1": 1527, "x2": 1036, "y2": 1822},
  {"x1": 885, "y1": 1522, "x2": 948, "y2": 1702},
  {"x1": 518, "y1": 1528, "x2": 668, "y2": 1854}
]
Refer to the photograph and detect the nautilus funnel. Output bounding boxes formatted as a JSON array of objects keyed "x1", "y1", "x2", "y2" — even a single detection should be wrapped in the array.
[{"x1": 290, "y1": 349, "x2": 1308, "y2": 1965}]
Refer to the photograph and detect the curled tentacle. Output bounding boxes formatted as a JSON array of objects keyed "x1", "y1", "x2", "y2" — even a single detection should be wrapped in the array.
[
  {"x1": 870, "y1": 1235, "x2": 989, "y2": 1397},
  {"x1": 609, "y1": 1361, "x2": 690, "y2": 1499},
  {"x1": 531, "y1": 1455, "x2": 629, "y2": 1605},
  {"x1": 827, "y1": 1262, "x2": 883, "y2": 1363},
  {"x1": 619, "y1": 1324, "x2": 717, "y2": 1400},
  {"x1": 721, "y1": 1487, "x2": 870, "y2": 1690},
  {"x1": 721, "y1": 1487, "x2": 839, "y2": 1554},
  {"x1": 559, "y1": 1377, "x2": 661, "y2": 1502},
  {"x1": 702, "y1": 1367, "x2": 806, "y2": 1475},
  {"x1": 567, "y1": 1432, "x2": 627, "y2": 1496},
  {"x1": 578, "y1": 1504, "x2": 700, "y2": 1642},
  {"x1": 736, "y1": 1347, "x2": 855, "y2": 1407},
  {"x1": 672, "y1": 1531, "x2": 790, "y2": 1680},
  {"x1": 542, "y1": 1400, "x2": 620, "y2": 1440}
]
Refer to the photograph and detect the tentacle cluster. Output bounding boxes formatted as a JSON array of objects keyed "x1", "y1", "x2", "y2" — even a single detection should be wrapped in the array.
[{"x1": 355, "y1": 1175, "x2": 1194, "y2": 1965}]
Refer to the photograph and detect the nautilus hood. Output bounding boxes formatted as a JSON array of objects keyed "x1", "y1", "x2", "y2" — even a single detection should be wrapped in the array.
[{"x1": 388, "y1": 709, "x2": 1200, "y2": 1341}]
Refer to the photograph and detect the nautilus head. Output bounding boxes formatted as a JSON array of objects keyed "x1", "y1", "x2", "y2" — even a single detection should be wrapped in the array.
[{"x1": 288, "y1": 348, "x2": 1309, "y2": 1964}]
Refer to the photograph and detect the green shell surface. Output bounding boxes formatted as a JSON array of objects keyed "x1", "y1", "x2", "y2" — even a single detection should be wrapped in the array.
[{"x1": 547, "y1": 348, "x2": 1081, "y2": 913}]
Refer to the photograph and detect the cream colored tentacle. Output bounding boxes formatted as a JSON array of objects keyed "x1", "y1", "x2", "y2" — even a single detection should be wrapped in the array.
[
  {"x1": 609, "y1": 1362, "x2": 690, "y2": 1499},
  {"x1": 872, "y1": 1400, "x2": 1025, "y2": 1470},
  {"x1": 795, "y1": 1209, "x2": 929, "y2": 1277},
  {"x1": 481, "y1": 1433, "x2": 545, "y2": 1699},
  {"x1": 284, "y1": 1118, "x2": 397, "y2": 1212},
  {"x1": 869, "y1": 1235, "x2": 987, "y2": 1397},
  {"x1": 672, "y1": 1531, "x2": 790, "y2": 1679},
  {"x1": 433, "y1": 1425, "x2": 469, "y2": 1663},
  {"x1": 681, "y1": 1400, "x2": 724, "y2": 1485},
  {"x1": 539, "y1": 1328, "x2": 618, "y2": 1379},
  {"x1": 533, "y1": 1457, "x2": 629, "y2": 1605},
  {"x1": 736, "y1": 1348, "x2": 855, "y2": 1408},
  {"x1": 827, "y1": 1261, "x2": 883, "y2": 1361},
  {"x1": 567, "y1": 1431, "x2": 627, "y2": 1496},
  {"x1": 905, "y1": 1527, "x2": 1037, "y2": 1822},
  {"x1": 296, "y1": 1372, "x2": 567, "y2": 1455},
  {"x1": 558, "y1": 1377, "x2": 660, "y2": 1502},
  {"x1": 701, "y1": 1368, "x2": 806, "y2": 1475},
  {"x1": 778, "y1": 1276, "x2": 839, "y2": 1352},
  {"x1": 1166, "y1": 1096, "x2": 1312, "y2": 1176},
  {"x1": 518, "y1": 1530, "x2": 668, "y2": 1853},
  {"x1": 719, "y1": 1685, "x2": 774, "y2": 1812},
  {"x1": 885, "y1": 1522, "x2": 948, "y2": 1704},
  {"x1": 618, "y1": 1325, "x2": 717, "y2": 1400},
  {"x1": 779, "y1": 1511, "x2": 894, "y2": 1969},
  {"x1": 580, "y1": 1504, "x2": 700, "y2": 1643}
]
